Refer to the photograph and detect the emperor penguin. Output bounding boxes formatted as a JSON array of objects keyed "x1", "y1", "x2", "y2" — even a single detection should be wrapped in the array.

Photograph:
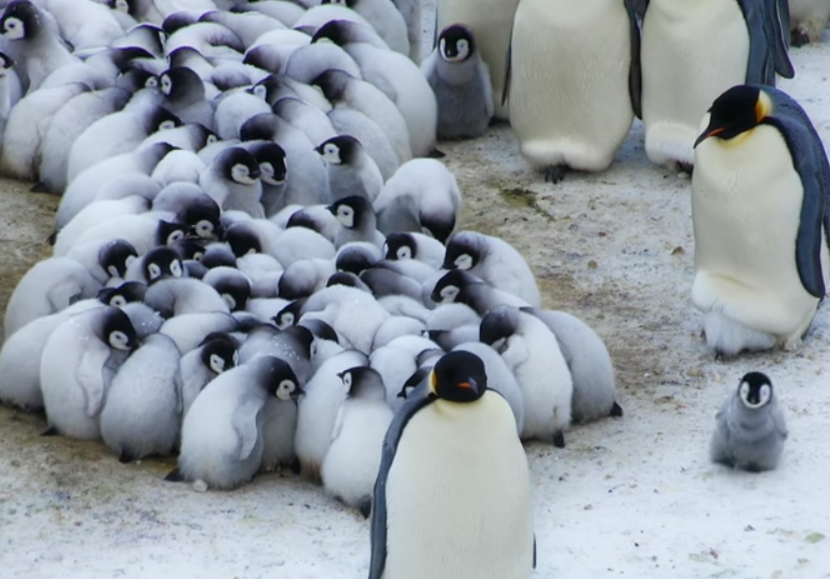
[
  {"x1": 789, "y1": 0, "x2": 830, "y2": 45},
  {"x1": 368, "y1": 351, "x2": 535, "y2": 579},
  {"x1": 691, "y1": 85, "x2": 830, "y2": 357},
  {"x1": 710, "y1": 371, "x2": 788, "y2": 472},
  {"x1": 435, "y1": 0, "x2": 520, "y2": 120},
  {"x1": 640, "y1": 0, "x2": 794, "y2": 168},
  {"x1": 508, "y1": 0, "x2": 642, "y2": 183}
]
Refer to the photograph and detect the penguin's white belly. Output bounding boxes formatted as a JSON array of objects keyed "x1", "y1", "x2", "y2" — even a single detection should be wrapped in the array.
[
  {"x1": 641, "y1": 0, "x2": 749, "y2": 166},
  {"x1": 510, "y1": 0, "x2": 633, "y2": 171},
  {"x1": 692, "y1": 126, "x2": 825, "y2": 339},
  {"x1": 384, "y1": 394, "x2": 533, "y2": 579},
  {"x1": 436, "y1": 0, "x2": 520, "y2": 120},
  {"x1": 512, "y1": 348, "x2": 572, "y2": 439}
]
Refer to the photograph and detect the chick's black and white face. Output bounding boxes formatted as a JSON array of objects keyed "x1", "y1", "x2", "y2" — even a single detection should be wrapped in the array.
[
  {"x1": 454, "y1": 253, "x2": 474, "y2": 270},
  {"x1": 231, "y1": 163, "x2": 255, "y2": 185},
  {"x1": 1, "y1": 17, "x2": 26, "y2": 41},
  {"x1": 108, "y1": 329, "x2": 132, "y2": 351},
  {"x1": 440, "y1": 36, "x2": 470, "y2": 63},
  {"x1": 340, "y1": 371, "x2": 353, "y2": 389},
  {"x1": 112, "y1": 0, "x2": 130, "y2": 14},
  {"x1": 276, "y1": 378, "x2": 299, "y2": 401},
  {"x1": 396, "y1": 245, "x2": 413, "y2": 260},
  {"x1": 160, "y1": 74, "x2": 173, "y2": 96},
  {"x1": 193, "y1": 219, "x2": 215, "y2": 240},
  {"x1": 158, "y1": 118, "x2": 176, "y2": 131},
  {"x1": 209, "y1": 353, "x2": 226, "y2": 374},
  {"x1": 438, "y1": 284, "x2": 459, "y2": 303},
  {"x1": 739, "y1": 380, "x2": 772, "y2": 409},
  {"x1": 321, "y1": 142, "x2": 341, "y2": 165},
  {"x1": 335, "y1": 205, "x2": 355, "y2": 228}
]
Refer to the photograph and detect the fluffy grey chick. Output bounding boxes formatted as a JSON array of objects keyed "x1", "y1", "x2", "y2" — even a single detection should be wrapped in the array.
[
  {"x1": 710, "y1": 372, "x2": 788, "y2": 472},
  {"x1": 422, "y1": 24, "x2": 494, "y2": 140},
  {"x1": 317, "y1": 135, "x2": 383, "y2": 203},
  {"x1": 328, "y1": 195, "x2": 385, "y2": 248}
]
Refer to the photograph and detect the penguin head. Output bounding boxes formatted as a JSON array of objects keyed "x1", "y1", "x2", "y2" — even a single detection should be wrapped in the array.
[
  {"x1": 156, "y1": 220, "x2": 189, "y2": 247},
  {"x1": 100, "y1": 307, "x2": 139, "y2": 352},
  {"x1": 239, "y1": 112, "x2": 278, "y2": 142},
  {"x1": 97, "y1": 281, "x2": 147, "y2": 308},
  {"x1": 108, "y1": 0, "x2": 132, "y2": 15},
  {"x1": 0, "y1": 1, "x2": 39, "y2": 42},
  {"x1": 180, "y1": 198, "x2": 222, "y2": 241},
  {"x1": 428, "y1": 351, "x2": 487, "y2": 403},
  {"x1": 311, "y1": 69, "x2": 353, "y2": 103},
  {"x1": 695, "y1": 85, "x2": 769, "y2": 147},
  {"x1": 286, "y1": 206, "x2": 330, "y2": 236},
  {"x1": 298, "y1": 318, "x2": 339, "y2": 344},
  {"x1": 438, "y1": 24, "x2": 476, "y2": 63},
  {"x1": 278, "y1": 260, "x2": 319, "y2": 299},
  {"x1": 321, "y1": 0, "x2": 358, "y2": 6},
  {"x1": 737, "y1": 372, "x2": 774, "y2": 409},
  {"x1": 431, "y1": 269, "x2": 477, "y2": 304},
  {"x1": 142, "y1": 246, "x2": 185, "y2": 283},
  {"x1": 200, "y1": 243, "x2": 237, "y2": 269},
  {"x1": 0, "y1": 51, "x2": 15, "y2": 75},
  {"x1": 159, "y1": 66, "x2": 205, "y2": 103},
  {"x1": 204, "y1": 268, "x2": 252, "y2": 312},
  {"x1": 339, "y1": 366, "x2": 385, "y2": 401},
  {"x1": 443, "y1": 231, "x2": 483, "y2": 271},
  {"x1": 384, "y1": 232, "x2": 417, "y2": 261},
  {"x1": 316, "y1": 135, "x2": 361, "y2": 166},
  {"x1": 248, "y1": 142, "x2": 287, "y2": 186},
  {"x1": 327, "y1": 195, "x2": 373, "y2": 230},
  {"x1": 218, "y1": 147, "x2": 261, "y2": 186},
  {"x1": 255, "y1": 356, "x2": 304, "y2": 402},
  {"x1": 273, "y1": 298, "x2": 306, "y2": 330},
  {"x1": 99, "y1": 239, "x2": 139, "y2": 279},
  {"x1": 479, "y1": 304, "x2": 521, "y2": 354},
  {"x1": 199, "y1": 333, "x2": 239, "y2": 375},
  {"x1": 223, "y1": 222, "x2": 262, "y2": 257},
  {"x1": 171, "y1": 238, "x2": 206, "y2": 262},
  {"x1": 311, "y1": 19, "x2": 356, "y2": 47},
  {"x1": 285, "y1": 324, "x2": 316, "y2": 360},
  {"x1": 151, "y1": 107, "x2": 183, "y2": 133},
  {"x1": 398, "y1": 366, "x2": 432, "y2": 399},
  {"x1": 327, "y1": 271, "x2": 368, "y2": 291},
  {"x1": 336, "y1": 243, "x2": 378, "y2": 274}
]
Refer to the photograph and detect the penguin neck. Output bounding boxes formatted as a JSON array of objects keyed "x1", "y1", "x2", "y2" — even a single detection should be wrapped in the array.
[{"x1": 436, "y1": 56, "x2": 478, "y2": 86}]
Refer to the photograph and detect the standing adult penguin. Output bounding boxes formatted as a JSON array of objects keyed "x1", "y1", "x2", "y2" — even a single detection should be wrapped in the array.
[
  {"x1": 369, "y1": 351, "x2": 535, "y2": 579},
  {"x1": 691, "y1": 84, "x2": 830, "y2": 357},
  {"x1": 436, "y1": 0, "x2": 520, "y2": 120},
  {"x1": 640, "y1": 0, "x2": 794, "y2": 169},
  {"x1": 508, "y1": 0, "x2": 643, "y2": 183}
]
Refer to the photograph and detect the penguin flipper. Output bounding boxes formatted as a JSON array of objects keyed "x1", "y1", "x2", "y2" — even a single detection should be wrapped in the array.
[
  {"x1": 738, "y1": 0, "x2": 793, "y2": 84},
  {"x1": 368, "y1": 393, "x2": 435, "y2": 579},
  {"x1": 624, "y1": 0, "x2": 645, "y2": 119},
  {"x1": 232, "y1": 398, "x2": 263, "y2": 461},
  {"x1": 77, "y1": 344, "x2": 112, "y2": 418},
  {"x1": 610, "y1": 402, "x2": 624, "y2": 417},
  {"x1": 767, "y1": 0, "x2": 795, "y2": 78}
]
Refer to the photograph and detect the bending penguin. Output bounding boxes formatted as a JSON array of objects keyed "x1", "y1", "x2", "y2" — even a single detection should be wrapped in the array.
[
  {"x1": 369, "y1": 351, "x2": 535, "y2": 579},
  {"x1": 640, "y1": 0, "x2": 794, "y2": 169},
  {"x1": 507, "y1": 0, "x2": 643, "y2": 183},
  {"x1": 692, "y1": 84, "x2": 830, "y2": 357}
]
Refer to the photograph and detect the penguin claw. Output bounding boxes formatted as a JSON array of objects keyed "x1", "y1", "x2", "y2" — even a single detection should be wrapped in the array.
[
  {"x1": 676, "y1": 161, "x2": 694, "y2": 176},
  {"x1": 543, "y1": 165, "x2": 567, "y2": 184},
  {"x1": 357, "y1": 497, "x2": 372, "y2": 519},
  {"x1": 552, "y1": 431, "x2": 566, "y2": 448},
  {"x1": 609, "y1": 402, "x2": 624, "y2": 417},
  {"x1": 428, "y1": 147, "x2": 446, "y2": 159},
  {"x1": 164, "y1": 468, "x2": 185, "y2": 482},
  {"x1": 41, "y1": 426, "x2": 59, "y2": 437},
  {"x1": 288, "y1": 457, "x2": 302, "y2": 475}
]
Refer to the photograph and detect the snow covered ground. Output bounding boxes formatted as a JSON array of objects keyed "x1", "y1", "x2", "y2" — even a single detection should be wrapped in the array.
[{"x1": 2, "y1": 5, "x2": 830, "y2": 579}]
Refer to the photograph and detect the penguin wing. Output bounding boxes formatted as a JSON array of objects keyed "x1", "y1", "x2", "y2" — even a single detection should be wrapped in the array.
[
  {"x1": 76, "y1": 344, "x2": 112, "y2": 417},
  {"x1": 368, "y1": 392, "x2": 435, "y2": 579},
  {"x1": 764, "y1": 99, "x2": 830, "y2": 298},
  {"x1": 738, "y1": 0, "x2": 793, "y2": 84},
  {"x1": 232, "y1": 398, "x2": 264, "y2": 461},
  {"x1": 767, "y1": 0, "x2": 795, "y2": 79},
  {"x1": 624, "y1": 0, "x2": 647, "y2": 119}
]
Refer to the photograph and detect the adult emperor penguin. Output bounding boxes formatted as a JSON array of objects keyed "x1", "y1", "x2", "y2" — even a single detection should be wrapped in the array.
[
  {"x1": 640, "y1": 0, "x2": 794, "y2": 168},
  {"x1": 436, "y1": 0, "x2": 520, "y2": 120},
  {"x1": 369, "y1": 351, "x2": 535, "y2": 579},
  {"x1": 692, "y1": 84, "x2": 830, "y2": 357},
  {"x1": 508, "y1": 0, "x2": 642, "y2": 183}
]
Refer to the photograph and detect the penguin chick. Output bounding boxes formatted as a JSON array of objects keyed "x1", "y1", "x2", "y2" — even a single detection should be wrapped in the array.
[
  {"x1": 40, "y1": 307, "x2": 138, "y2": 440},
  {"x1": 198, "y1": 145, "x2": 264, "y2": 217},
  {"x1": 431, "y1": 269, "x2": 530, "y2": 315},
  {"x1": 317, "y1": 135, "x2": 383, "y2": 203},
  {"x1": 423, "y1": 24, "x2": 494, "y2": 140},
  {"x1": 179, "y1": 332, "x2": 239, "y2": 416},
  {"x1": 710, "y1": 372, "x2": 788, "y2": 472},
  {"x1": 202, "y1": 266, "x2": 252, "y2": 312},
  {"x1": 480, "y1": 304, "x2": 573, "y2": 447},
  {"x1": 321, "y1": 366, "x2": 393, "y2": 518},
  {"x1": 328, "y1": 195, "x2": 385, "y2": 248},
  {"x1": 126, "y1": 246, "x2": 186, "y2": 286},
  {"x1": 260, "y1": 361, "x2": 307, "y2": 472},
  {"x1": 384, "y1": 231, "x2": 446, "y2": 270},
  {"x1": 100, "y1": 333, "x2": 182, "y2": 463},
  {"x1": 444, "y1": 230, "x2": 541, "y2": 307},
  {"x1": 169, "y1": 355, "x2": 302, "y2": 490},
  {"x1": 320, "y1": 0, "x2": 410, "y2": 57},
  {"x1": 374, "y1": 159, "x2": 462, "y2": 243},
  {"x1": 246, "y1": 140, "x2": 288, "y2": 218}
]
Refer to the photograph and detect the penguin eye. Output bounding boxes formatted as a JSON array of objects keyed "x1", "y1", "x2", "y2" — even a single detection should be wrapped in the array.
[
  {"x1": 222, "y1": 293, "x2": 237, "y2": 311},
  {"x1": 206, "y1": 134, "x2": 218, "y2": 145},
  {"x1": 147, "y1": 263, "x2": 162, "y2": 280},
  {"x1": 455, "y1": 254, "x2": 474, "y2": 270},
  {"x1": 3, "y1": 18, "x2": 23, "y2": 40},
  {"x1": 110, "y1": 295, "x2": 127, "y2": 308},
  {"x1": 169, "y1": 260, "x2": 184, "y2": 277},
  {"x1": 276, "y1": 380, "x2": 296, "y2": 400},
  {"x1": 342, "y1": 373, "x2": 352, "y2": 387},
  {"x1": 336, "y1": 206, "x2": 355, "y2": 227},
  {"x1": 145, "y1": 77, "x2": 159, "y2": 88},
  {"x1": 196, "y1": 220, "x2": 214, "y2": 237},
  {"x1": 310, "y1": 340, "x2": 318, "y2": 357},
  {"x1": 159, "y1": 120, "x2": 176, "y2": 131},
  {"x1": 209, "y1": 353, "x2": 225, "y2": 374},
  {"x1": 167, "y1": 230, "x2": 185, "y2": 245},
  {"x1": 456, "y1": 39, "x2": 470, "y2": 60},
  {"x1": 160, "y1": 76, "x2": 173, "y2": 95},
  {"x1": 322, "y1": 144, "x2": 341, "y2": 164},
  {"x1": 397, "y1": 246, "x2": 412, "y2": 260},
  {"x1": 108, "y1": 330, "x2": 132, "y2": 351},
  {"x1": 759, "y1": 385, "x2": 771, "y2": 405}
]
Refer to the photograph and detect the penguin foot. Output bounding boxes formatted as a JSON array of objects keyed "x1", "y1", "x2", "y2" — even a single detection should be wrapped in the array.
[
  {"x1": 552, "y1": 431, "x2": 566, "y2": 448},
  {"x1": 41, "y1": 426, "x2": 59, "y2": 437},
  {"x1": 288, "y1": 457, "x2": 302, "y2": 475},
  {"x1": 30, "y1": 182, "x2": 52, "y2": 194},
  {"x1": 357, "y1": 496, "x2": 372, "y2": 519},
  {"x1": 676, "y1": 161, "x2": 694, "y2": 176},
  {"x1": 118, "y1": 450, "x2": 136, "y2": 464},
  {"x1": 46, "y1": 230, "x2": 58, "y2": 246},
  {"x1": 543, "y1": 165, "x2": 568, "y2": 184},
  {"x1": 609, "y1": 402, "x2": 624, "y2": 418},
  {"x1": 427, "y1": 147, "x2": 446, "y2": 159},
  {"x1": 164, "y1": 468, "x2": 186, "y2": 482},
  {"x1": 791, "y1": 28, "x2": 811, "y2": 47}
]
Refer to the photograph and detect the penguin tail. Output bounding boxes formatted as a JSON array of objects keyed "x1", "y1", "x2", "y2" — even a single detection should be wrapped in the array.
[
  {"x1": 164, "y1": 468, "x2": 186, "y2": 482},
  {"x1": 610, "y1": 402, "x2": 624, "y2": 418},
  {"x1": 427, "y1": 147, "x2": 446, "y2": 159},
  {"x1": 41, "y1": 426, "x2": 59, "y2": 436}
]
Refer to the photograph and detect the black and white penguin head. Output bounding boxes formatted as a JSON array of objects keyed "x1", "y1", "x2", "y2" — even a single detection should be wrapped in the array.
[
  {"x1": 150, "y1": 107, "x2": 183, "y2": 133},
  {"x1": 327, "y1": 271, "x2": 366, "y2": 290},
  {"x1": 203, "y1": 267, "x2": 252, "y2": 312},
  {"x1": 254, "y1": 356, "x2": 304, "y2": 402},
  {"x1": 99, "y1": 239, "x2": 139, "y2": 279},
  {"x1": 223, "y1": 222, "x2": 262, "y2": 257},
  {"x1": 156, "y1": 220, "x2": 189, "y2": 247},
  {"x1": 428, "y1": 351, "x2": 487, "y2": 403},
  {"x1": 248, "y1": 141, "x2": 287, "y2": 186},
  {"x1": 142, "y1": 246, "x2": 185, "y2": 283},
  {"x1": 108, "y1": 0, "x2": 132, "y2": 15},
  {"x1": 311, "y1": 69, "x2": 353, "y2": 103},
  {"x1": 159, "y1": 66, "x2": 205, "y2": 102},
  {"x1": 340, "y1": 366, "x2": 385, "y2": 401},
  {"x1": 311, "y1": 19, "x2": 356, "y2": 47},
  {"x1": 336, "y1": 243, "x2": 378, "y2": 274},
  {"x1": 172, "y1": 194, "x2": 222, "y2": 241},
  {"x1": 438, "y1": 24, "x2": 476, "y2": 63},
  {"x1": 199, "y1": 333, "x2": 239, "y2": 375},
  {"x1": 171, "y1": 238, "x2": 206, "y2": 262},
  {"x1": 99, "y1": 307, "x2": 139, "y2": 352},
  {"x1": 286, "y1": 324, "x2": 317, "y2": 359},
  {"x1": 200, "y1": 243, "x2": 237, "y2": 269},
  {"x1": 239, "y1": 112, "x2": 279, "y2": 142},
  {"x1": 0, "y1": 1, "x2": 40, "y2": 42},
  {"x1": 737, "y1": 372, "x2": 774, "y2": 410},
  {"x1": 479, "y1": 304, "x2": 521, "y2": 354},
  {"x1": 298, "y1": 318, "x2": 339, "y2": 345},
  {"x1": 0, "y1": 51, "x2": 14, "y2": 76},
  {"x1": 273, "y1": 298, "x2": 306, "y2": 330},
  {"x1": 431, "y1": 269, "x2": 477, "y2": 304},
  {"x1": 421, "y1": 212, "x2": 456, "y2": 246},
  {"x1": 327, "y1": 195, "x2": 373, "y2": 230},
  {"x1": 384, "y1": 232, "x2": 417, "y2": 261},
  {"x1": 443, "y1": 231, "x2": 484, "y2": 271},
  {"x1": 217, "y1": 147, "x2": 261, "y2": 186},
  {"x1": 321, "y1": 0, "x2": 357, "y2": 6},
  {"x1": 316, "y1": 135, "x2": 361, "y2": 166},
  {"x1": 695, "y1": 86, "x2": 769, "y2": 147},
  {"x1": 397, "y1": 366, "x2": 431, "y2": 399},
  {"x1": 97, "y1": 281, "x2": 147, "y2": 308}
]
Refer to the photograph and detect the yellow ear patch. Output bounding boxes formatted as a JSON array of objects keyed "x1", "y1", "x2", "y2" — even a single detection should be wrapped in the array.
[
  {"x1": 755, "y1": 92, "x2": 773, "y2": 123},
  {"x1": 429, "y1": 370, "x2": 438, "y2": 394}
]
